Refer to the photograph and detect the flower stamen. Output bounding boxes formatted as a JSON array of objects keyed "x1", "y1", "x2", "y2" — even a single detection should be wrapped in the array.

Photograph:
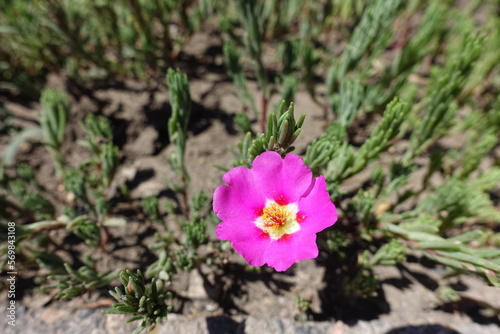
[
  {"x1": 255, "y1": 201, "x2": 300, "y2": 240},
  {"x1": 262, "y1": 203, "x2": 289, "y2": 227}
]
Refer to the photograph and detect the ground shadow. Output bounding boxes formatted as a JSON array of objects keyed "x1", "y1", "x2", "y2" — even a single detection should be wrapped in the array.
[
  {"x1": 386, "y1": 324, "x2": 460, "y2": 334},
  {"x1": 206, "y1": 315, "x2": 245, "y2": 334},
  {"x1": 380, "y1": 275, "x2": 413, "y2": 291},
  {"x1": 199, "y1": 262, "x2": 295, "y2": 315},
  {"x1": 435, "y1": 297, "x2": 500, "y2": 326},
  {"x1": 124, "y1": 168, "x2": 156, "y2": 191},
  {"x1": 137, "y1": 86, "x2": 238, "y2": 157},
  {"x1": 105, "y1": 223, "x2": 160, "y2": 271},
  {"x1": 398, "y1": 261, "x2": 440, "y2": 291},
  {"x1": 315, "y1": 247, "x2": 391, "y2": 323},
  {"x1": 189, "y1": 100, "x2": 237, "y2": 137},
  {"x1": 143, "y1": 92, "x2": 171, "y2": 154}
]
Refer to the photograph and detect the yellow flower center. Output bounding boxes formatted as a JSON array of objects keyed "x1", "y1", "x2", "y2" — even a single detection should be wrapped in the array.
[{"x1": 255, "y1": 201, "x2": 300, "y2": 240}]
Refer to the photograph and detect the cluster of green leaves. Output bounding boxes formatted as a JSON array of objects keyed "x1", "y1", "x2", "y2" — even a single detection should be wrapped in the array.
[
  {"x1": 0, "y1": 88, "x2": 128, "y2": 302},
  {"x1": 231, "y1": 101, "x2": 305, "y2": 167},
  {"x1": 221, "y1": 0, "x2": 326, "y2": 131},
  {"x1": 65, "y1": 113, "x2": 121, "y2": 217},
  {"x1": 144, "y1": 190, "x2": 212, "y2": 282},
  {"x1": 339, "y1": 45, "x2": 498, "y2": 298},
  {"x1": 0, "y1": 163, "x2": 54, "y2": 221},
  {"x1": 103, "y1": 270, "x2": 173, "y2": 334},
  {"x1": 166, "y1": 69, "x2": 191, "y2": 197},
  {"x1": 2, "y1": 88, "x2": 122, "y2": 222},
  {"x1": 0, "y1": 0, "x2": 216, "y2": 92},
  {"x1": 40, "y1": 89, "x2": 70, "y2": 175},
  {"x1": 40, "y1": 263, "x2": 118, "y2": 299}
]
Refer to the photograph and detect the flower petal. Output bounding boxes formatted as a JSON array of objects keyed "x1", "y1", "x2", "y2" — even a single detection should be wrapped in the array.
[
  {"x1": 297, "y1": 176, "x2": 337, "y2": 234},
  {"x1": 216, "y1": 221, "x2": 265, "y2": 243},
  {"x1": 232, "y1": 236, "x2": 270, "y2": 268},
  {"x1": 213, "y1": 166, "x2": 266, "y2": 242},
  {"x1": 252, "y1": 152, "x2": 314, "y2": 204},
  {"x1": 263, "y1": 233, "x2": 319, "y2": 271},
  {"x1": 232, "y1": 232, "x2": 319, "y2": 271}
]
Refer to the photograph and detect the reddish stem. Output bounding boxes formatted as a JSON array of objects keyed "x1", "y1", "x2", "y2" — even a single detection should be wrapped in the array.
[
  {"x1": 100, "y1": 226, "x2": 110, "y2": 252},
  {"x1": 261, "y1": 93, "x2": 268, "y2": 133}
]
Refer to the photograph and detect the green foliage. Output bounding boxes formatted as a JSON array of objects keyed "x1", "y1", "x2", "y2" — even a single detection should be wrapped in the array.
[
  {"x1": 278, "y1": 75, "x2": 300, "y2": 109},
  {"x1": 72, "y1": 114, "x2": 121, "y2": 208},
  {"x1": 147, "y1": 190, "x2": 211, "y2": 279},
  {"x1": 104, "y1": 270, "x2": 172, "y2": 334},
  {"x1": 464, "y1": 18, "x2": 500, "y2": 95},
  {"x1": 190, "y1": 190, "x2": 210, "y2": 219},
  {"x1": 278, "y1": 39, "x2": 301, "y2": 76},
  {"x1": 167, "y1": 68, "x2": 191, "y2": 184},
  {"x1": 232, "y1": 0, "x2": 271, "y2": 93},
  {"x1": 299, "y1": 42, "x2": 320, "y2": 99},
  {"x1": 325, "y1": 230, "x2": 348, "y2": 260},
  {"x1": 101, "y1": 142, "x2": 120, "y2": 187},
  {"x1": 223, "y1": 41, "x2": 257, "y2": 115},
  {"x1": 457, "y1": 129, "x2": 497, "y2": 178},
  {"x1": 387, "y1": 221, "x2": 500, "y2": 287},
  {"x1": 355, "y1": 99, "x2": 409, "y2": 165},
  {"x1": 368, "y1": 240, "x2": 407, "y2": 266},
  {"x1": 180, "y1": 218, "x2": 208, "y2": 250},
  {"x1": 79, "y1": 113, "x2": 113, "y2": 156},
  {"x1": 145, "y1": 249, "x2": 177, "y2": 282},
  {"x1": 40, "y1": 88, "x2": 70, "y2": 175},
  {"x1": 407, "y1": 33, "x2": 484, "y2": 159},
  {"x1": 329, "y1": 0, "x2": 369, "y2": 24},
  {"x1": 41, "y1": 263, "x2": 118, "y2": 299},
  {"x1": 233, "y1": 101, "x2": 305, "y2": 167},
  {"x1": 391, "y1": 2, "x2": 446, "y2": 78},
  {"x1": 64, "y1": 169, "x2": 89, "y2": 206},
  {"x1": 141, "y1": 196, "x2": 162, "y2": 222},
  {"x1": 226, "y1": 0, "x2": 275, "y2": 130},
  {"x1": 334, "y1": 0, "x2": 404, "y2": 82},
  {"x1": 0, "y1": 0, "x2": 206, "y2": 88},
  {"x1": 40, "y1": 89, "x2": 69, "y2": 149},
  {"x1": 325, "y1": 98, "x2": 410, "y2": 184},
  {"x1": 166, "y1": 68, "x2": 192, "y2": 217},
  {"x1": 435, "y1": 286, "x2": 460, "y2": 303},
  {"x1": 343, "y1": 268, "x2": 378, "y2": 298},
  {"x1": 350, "y1": 189, "x2": 376, "y2": 232},
  {"x1": 415, "y1": 177, "x2": 500, "y2": 231},
  {"x1": 331, "y1": 78, "x2": 364, "y2": 128},
  {"x1": 233, "y1": 113, "x2": 254, "y2": 135},
  {"x1": 304, "y1": 124, "x2": 346, "y2": 175},
  {"x1": 67, "y1": 216, "x2": 102, "y2": 248},
  {"x1": 2, "y1": 127, "x2": 44, "y2": 167},
  {"x1": 293, "y1": 295, "x2": 312, "y2": 322},
  {"x1": 9, "y1": 179, "x2": 54, "y2": 220}
]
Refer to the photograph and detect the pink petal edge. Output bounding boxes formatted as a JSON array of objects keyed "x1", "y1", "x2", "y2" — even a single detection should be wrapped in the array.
[
  {"x1": 296, "y1": 175, "x2": 338, "y2": 234},
  {"x1": 251, "y1": 152, "x2": 314, "y2": 204},
  {"x1": 232, "y1": 232, "x2": 319, "y2": 271}
]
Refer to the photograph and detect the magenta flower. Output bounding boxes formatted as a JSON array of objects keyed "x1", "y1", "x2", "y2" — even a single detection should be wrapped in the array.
[{"x1": 213, "y1": 151, "x2": 337, "y2": 271}]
